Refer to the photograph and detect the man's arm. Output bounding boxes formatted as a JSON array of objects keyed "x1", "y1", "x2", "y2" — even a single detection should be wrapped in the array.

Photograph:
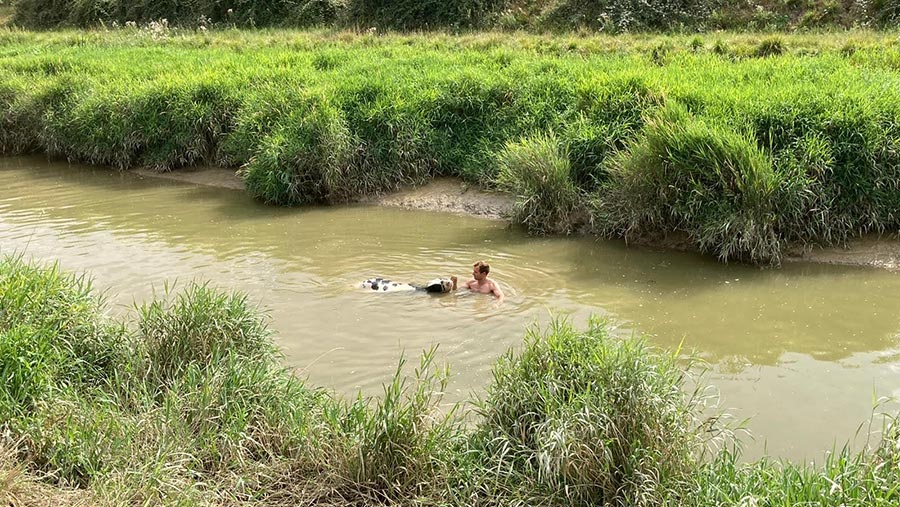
[
  {"x1": 492, "y1": 281, "x2": 505, "y2": 303},
  {"x1": 450, "y1": 276, "x2": 458, "y2": 290}
]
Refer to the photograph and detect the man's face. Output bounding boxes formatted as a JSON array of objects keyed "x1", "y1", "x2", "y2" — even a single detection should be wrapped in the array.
[{"x1": 472, "y1": 268, "x2": 486, "y2": 281}]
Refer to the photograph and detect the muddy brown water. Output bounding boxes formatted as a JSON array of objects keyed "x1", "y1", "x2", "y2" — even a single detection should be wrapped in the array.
[{"x1": 2, "y1": 156, "x2": 899, "y2": 462}]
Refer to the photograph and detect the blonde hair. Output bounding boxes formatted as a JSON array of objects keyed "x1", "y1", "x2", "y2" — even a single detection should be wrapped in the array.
[{"x1": 473, "y1": 261, "x2": 490, "y2": 274}]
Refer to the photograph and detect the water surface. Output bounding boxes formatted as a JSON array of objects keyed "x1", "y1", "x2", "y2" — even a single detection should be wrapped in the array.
[{"x1": 1, "y1": 156, "x2": 898, "y2": 461}]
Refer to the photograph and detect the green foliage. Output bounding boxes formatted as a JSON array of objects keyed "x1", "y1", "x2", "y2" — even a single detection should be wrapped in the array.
[
  {"x1": 341, "y1": 351, "x2": 459, "y2": 498},
  {"x1": 240, "y1": 95, "x2": 354, "y2": 205},
  {"x1": 689, "y1": 414, "x2": 900, "y2": 506},
  {"x1": 0, "y1": 256, "x2": 126, "y2": 408},
  {"x1": 11, "y1": 0, "x2": 343, "y2": 29},
  {"x1": 474, "y1": 317, "x2": 715, "y2": 506},
  {"x1": 749, "y1": 96, "x2": 900, "y2": 245},
  {"x1": 348, "y1": 0, "x2": 502, "y2": 30},
  {"x1": 0, "y1": 325, "x2": 58, "y2": 416},
  {"x1": 497, "y1": 132, "x2": 581, "y2": 234},
  {"x1": 13, "y1": 0, "x2": 893, "y2": 30},
  {"x1": 869, "y1": 0, "x2": 900, "y2": 26},
  {"x1": 706, "y1": 0, "x2": 878, "y2": 30},
  {"x1": 536, "y1": 0, "x2": 718, "y2": 32},
  {"x1": 137, "y1": 282, "x2": 273, "y2": 386},
  {"x1": 40, "y1": 77, "x2": 239, "y2": 170},
  {"x1": 598, "y1": 106, "x2": 792, "y2": 263}
]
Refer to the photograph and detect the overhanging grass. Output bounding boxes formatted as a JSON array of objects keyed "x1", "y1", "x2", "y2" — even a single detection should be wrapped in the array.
[{"x1": 1, "y1": 255, "x2": 899, "y2": 505}]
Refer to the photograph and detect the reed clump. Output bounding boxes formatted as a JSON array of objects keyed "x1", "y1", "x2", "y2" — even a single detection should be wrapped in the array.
[
  {"x1": 496, "y1": 133, "x2": 582, "y2": 234},
  {"x1": 597, "y1": 106, "x2": 790, "y2": 264},
  {"x1": 468, "y1": 317, "x2": 717, "y2": 506}
]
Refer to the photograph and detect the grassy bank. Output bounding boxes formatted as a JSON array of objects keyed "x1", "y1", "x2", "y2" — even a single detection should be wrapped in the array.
[
  {"x1": 1, "y1": 29, "x2": 900, "y2": 263},
  {"x1": 1, "y1": 255, "x2": 898, "y2": 505}
]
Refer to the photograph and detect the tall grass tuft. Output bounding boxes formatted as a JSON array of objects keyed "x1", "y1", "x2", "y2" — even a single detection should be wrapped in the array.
[
  {"x1": 473, "y1": 317, "x2": 720, "y2": 506},
  {"x1": 240, "y1": 96, "x2": 354, "y2": 205},
  {"x1": 597, "y1": 106, "x2": 794, "y2": 264},
  {"x1": 137, "y1": 281, "x2": 273, "y2": 387},
  {"x1": 0, "y1": 255, "x2": 127, "y2": 415},
  {"x1": 497, "y1": 133, "x2": 582, "y2": 234},
  {"x1": 755, "y1": 37, "x2": 785, "y2": 58},
  {"x1": 339, "y1": 350, "x2": 461, "y2": 501},
  {"x1": 690, "y1": 413, "x2": 900, "y2": 506}
]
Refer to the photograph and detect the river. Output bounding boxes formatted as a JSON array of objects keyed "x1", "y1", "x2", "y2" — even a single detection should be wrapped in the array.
[{"x1": 1, "y1": 156, "x2": 898, "y2": 462}]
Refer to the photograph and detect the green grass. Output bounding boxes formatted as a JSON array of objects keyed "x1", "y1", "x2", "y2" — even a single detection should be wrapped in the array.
[
  {"x1": 496, "y1": 132, "x2": 583, "y2": 234},
  {"x1": 0, "y1": 29, "x2": 900, "y2": 263},
  {"x1": 1, "y1": 255, "x2": 899, "y2": 505}
]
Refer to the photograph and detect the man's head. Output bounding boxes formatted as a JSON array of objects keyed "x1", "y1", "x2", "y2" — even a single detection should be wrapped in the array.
[{"x1": 472, "y1": 261, "x2": 490, "y2": 281}]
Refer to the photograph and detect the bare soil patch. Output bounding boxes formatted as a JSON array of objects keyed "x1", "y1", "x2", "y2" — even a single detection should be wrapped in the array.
[{"x1": 367, "y1": 177, "x2": 513, "y2": 220}]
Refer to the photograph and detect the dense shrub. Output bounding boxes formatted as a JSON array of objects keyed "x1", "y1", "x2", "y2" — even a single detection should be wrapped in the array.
[
  {"x1": 347, "y1": 0, "x2": 503, "y2": 29},
  {"x1": 536, "y1": 0, "x2": 718, "y2": 31},
  {"x1": 869, "y1": 0, "x2": 900, "y2": 26},
  {"x1": 14, "y1": 0, "x2": 896, "y2": 30},
  {"x1": 11, "y1": 0, "x2": 343, "y2": 28}
]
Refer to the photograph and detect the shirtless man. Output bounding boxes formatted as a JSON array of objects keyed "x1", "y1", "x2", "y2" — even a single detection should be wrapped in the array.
[{"x1": 450, "y1": 261, "x2": 504, "y2": 303}]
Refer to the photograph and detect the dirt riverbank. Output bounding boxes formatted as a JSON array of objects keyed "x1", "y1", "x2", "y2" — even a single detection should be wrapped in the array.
[
  {"x1": 133, "y1": 167, "x2": 513, "y2": 220},
  {"x1": 785, "y1": 235, "x2": 900, "y2": 271},
  {"x1": 132, "y1": 167, "x2": 900, "y2": 271}
]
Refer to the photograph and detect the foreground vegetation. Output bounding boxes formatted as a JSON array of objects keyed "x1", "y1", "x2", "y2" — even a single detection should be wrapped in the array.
[
  {"x1": 1, "y1": 29, "x2": 900, "y2": 263},
  {"x1": 1, "y1": 255, "x2": 898, "y2": 505}
]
